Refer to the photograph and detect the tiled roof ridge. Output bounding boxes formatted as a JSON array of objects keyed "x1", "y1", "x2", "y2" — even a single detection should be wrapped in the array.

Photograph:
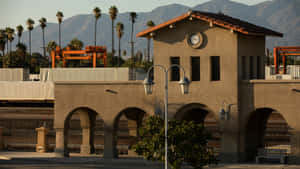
[{"x1": 136, "y1": 10, "x2": 283, "y2": 37}]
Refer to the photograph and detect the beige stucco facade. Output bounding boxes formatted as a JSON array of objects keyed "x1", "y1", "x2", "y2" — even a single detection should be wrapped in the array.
[{"x1": 50, "y1": 17, "x2": 300, "y2": 163}]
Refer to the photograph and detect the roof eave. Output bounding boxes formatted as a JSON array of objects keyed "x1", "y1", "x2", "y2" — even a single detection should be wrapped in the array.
[{"x1": 136, "y1": 13, "x2": 191, "y2": 38}]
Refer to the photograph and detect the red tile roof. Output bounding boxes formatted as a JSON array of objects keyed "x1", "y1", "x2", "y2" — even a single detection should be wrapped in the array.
[{"x1": 136, "y1": 10, "x2": 283, "y2": 38}]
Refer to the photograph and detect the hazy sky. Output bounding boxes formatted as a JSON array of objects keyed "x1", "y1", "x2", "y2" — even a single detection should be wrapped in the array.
[{"x1": 0, "y1": 0, "x2": 269, "y2": 28}]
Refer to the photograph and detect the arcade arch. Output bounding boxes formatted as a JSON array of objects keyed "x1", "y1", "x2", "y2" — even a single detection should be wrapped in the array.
[
  {"x1": 175, "y1": 103, "x2": 220, "y2": 152},
  {"x1": 63, "y1": 107, "x2": 103, "y2": 156},
  {"x1": 244, "y1": 108, "x2": 291, "y2": 161},
  {"x1": 113, "y1": 107, "x2": 146, "y2": 157}
]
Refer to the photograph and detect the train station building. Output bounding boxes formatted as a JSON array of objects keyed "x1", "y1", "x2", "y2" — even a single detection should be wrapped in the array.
[{"x1": 0, "y1": 10, "x2": 300, "y2": 163}]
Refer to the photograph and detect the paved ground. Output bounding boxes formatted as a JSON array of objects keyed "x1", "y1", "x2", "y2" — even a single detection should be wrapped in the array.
[{"x1": 0, "y1": 152, "x2": 300, "y2": 169}]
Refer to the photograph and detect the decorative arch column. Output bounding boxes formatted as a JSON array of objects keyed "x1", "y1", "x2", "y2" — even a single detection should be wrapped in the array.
[{"x1": 103, "y1": 119, "x2": 117, "y2": 158}]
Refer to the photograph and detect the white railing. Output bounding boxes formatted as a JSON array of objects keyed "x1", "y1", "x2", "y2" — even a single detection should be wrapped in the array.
[{"x1": 265, "y1": 65, "x2": 300, "y2": 80}]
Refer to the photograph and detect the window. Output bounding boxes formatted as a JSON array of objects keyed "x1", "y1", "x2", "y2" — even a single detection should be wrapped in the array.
[
  {"x1": 170, "y1": 57, "x2": 180, "y2": 81},
  {"x1": 211, "y1": 56, "x2": 220, "y2": 81},
  {"x1": 242, "y1": 56, "x2": 247, "y2": 80},
  {"x1": 249, "y1": 56, "x2": 254, "y2": 79},
  {"x1": 191, "y1": 56, "x2": 200, "y2": 81},
  {"x1": 257, "y1": 56, "x2": 261, "y2": 79}
]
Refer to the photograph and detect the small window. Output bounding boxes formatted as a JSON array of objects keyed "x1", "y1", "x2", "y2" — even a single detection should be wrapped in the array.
[
  {"x1": 242, "y1": 56, "x2": 247, "y2": 80},
  {"x1": 170, "y1": 57, "x2": 180, "y2": 81},
  {"x1": 191, "y1": 56, "x2": 200, "y2": 81},
  {"x1": 257, "y1": 56, "x2": 261, "y2": 79},
  {"x1": 211, "y1": 56, "x2": 220, "y2": 81},
  {"x1": 249, "y1": 56, "x2": 254, "y2": 79}
]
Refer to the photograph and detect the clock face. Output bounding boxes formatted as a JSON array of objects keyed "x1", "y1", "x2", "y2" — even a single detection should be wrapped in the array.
[
  {"x1": 190, "y1": 34, "x2": 200, "y2": 45},
  {"x1": 187, "y1": 32, "x2": 203, "y2": 49}
]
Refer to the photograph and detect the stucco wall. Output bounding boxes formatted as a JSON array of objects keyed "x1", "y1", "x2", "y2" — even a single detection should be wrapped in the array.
[
  {"x1": 240, "y1": 80, "x2": 300, "y2": 130},
  {"x1": 152, "y1": 19, "x2": 239, "y2": 123},
  {"x1": 238, "y1": 34, "x2": 266, "y2": 80},
  {"x1": 54, "y1": 81, "x2": 156, "y2": 129}
]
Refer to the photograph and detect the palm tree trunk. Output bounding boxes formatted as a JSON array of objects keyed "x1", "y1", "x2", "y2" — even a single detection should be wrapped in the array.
[
  {"x1": 42, "y1": 28, "x2": 46, "y2": 58},
  {"x1": 118, "y1": 37, "x2": 121, "y2": 67},
  {"x1": 59, "y1": 23, "x2": 61, "y2": 49},
  {"x1": 147, "y1": 37, "x2": 150, "y2": 63},
  {"x1": 6, "y1": 39, "x2": 8, "y2": 55},
  {"x1": 112, "y1": 20, "x2": 115, "y2": 66},
  {"x1": 131, "y1": 22, "x2": 134, "y2": 62},
  {"x1": 94, "y1": 19, "x2": 97, "y2": 46},
  {"x1": 9, "y1": 41, "x2": 12, "y2": 54},
  {"x1": 2, "y1": 51, "x2": 5, "y2": 68},
  {"x1": 29, "y1": 31, "x2": 31, "y2": 55}
]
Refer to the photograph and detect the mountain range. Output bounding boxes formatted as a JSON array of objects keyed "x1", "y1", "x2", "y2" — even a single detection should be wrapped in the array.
[{"x1": 11, "y1": 0, "x2": 300, "y2": 57}]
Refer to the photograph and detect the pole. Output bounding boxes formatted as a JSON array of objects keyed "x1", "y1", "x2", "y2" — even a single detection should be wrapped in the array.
[
  {"x1": 145, "y1": 64, "x2": 187, "y2": 169},
  {"x1": 164, "y1": 70, "x2": 168, "y2": 169}
]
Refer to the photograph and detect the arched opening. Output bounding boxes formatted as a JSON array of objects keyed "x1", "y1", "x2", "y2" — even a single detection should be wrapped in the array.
[
  {"x1": 245, "y1": 108, "x2": 291, "y2": 162},
  {"x1": 175, "y1": 103, "x2": 220, "y2": 154},
  {"x1": 113, "y1": 107, "x2": 146, "y2": 157},
  {"x1": 64, "y1": 107, "x2": 104, "y2": 156}
]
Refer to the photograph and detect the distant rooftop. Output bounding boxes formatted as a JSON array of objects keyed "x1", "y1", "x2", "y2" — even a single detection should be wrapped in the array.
[{"x1": 137, "y1": 10, "x2": 283, "y2": 38}]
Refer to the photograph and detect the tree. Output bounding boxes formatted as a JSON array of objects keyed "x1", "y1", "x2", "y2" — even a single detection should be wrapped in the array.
[
  {"x1": 109, "y1": 5, "x2": 118, "y2": 64},
  {"x1": 0, "y1": 29, "x2": 7, "y2": 57},
  {"x1": 6, "y1": 43, "x2": 28, "y2": 68},
  {"x1": 39, "y1": 17, "x2": 47, "y2": 59},
  {"x1": 146, "y1": 20, "x2": 155, "y2": 62},
  {"x1": 47, "y1": 40, "x2": 57, "y2": 66},
  {"x1": 116, "y1": 22, "x2": 124, "y2": 66},
  {"x1": 132, "y1": 115, "x2": 218, "y2": 169},
  {"x1": 122, "y1": 49, "x2": 126, "y2": 57},
  {"x1": 56, "y1": 11, "x2": 64, "y2": 49},
  {"x1": 129, "y1": 12, "x2": 137, "y2": 63},
  {"x1": 16, "y1": 25, "x2": 24, "y2": 44},
  {"x1": 16, "y1": 43, "x2": 27, "y2": 53},
  {"x1": 93, "y1": 7, "x2": 101, "y2": 46},
  {"x1": 68, "y1": 38, "x2": 84, "y2": 50},
  {"x1": 6, "y1": 27, "x2": 15, "y2": 54},
  {"x1": 26, "y1": 18, "x2": 35, "y2": 55}
]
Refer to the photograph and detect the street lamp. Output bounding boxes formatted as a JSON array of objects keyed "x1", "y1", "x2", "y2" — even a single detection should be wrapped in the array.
[
  {"x1": 143, "y1": 64, "x2": 190, "y2": 169},
  {"x1": 219, "y1": 101, "x2": 235, "y2": 121}
]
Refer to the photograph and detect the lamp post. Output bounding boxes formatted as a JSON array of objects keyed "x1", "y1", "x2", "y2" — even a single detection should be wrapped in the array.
[{"x1": 143, "y1": 64, "x2": 190, "y2": 169}]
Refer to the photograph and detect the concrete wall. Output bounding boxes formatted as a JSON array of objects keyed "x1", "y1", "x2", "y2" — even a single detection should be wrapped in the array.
[
  {"x1": 0, "y1": 81, "x2": 54, "y2": 100},
  {"x1": 40, "y1": 68, "x2": 145, "y2": 81},
  {"x1": 0, "y1": 68, "x2": 29, "y2": 81}
]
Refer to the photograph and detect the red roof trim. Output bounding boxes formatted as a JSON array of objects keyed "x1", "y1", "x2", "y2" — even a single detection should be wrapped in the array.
[
  {"x1": 136, "y1": 13, "x2": 190, "y2": 37},
  {"x1": 136, "y1": 10, "x2": 283, "y2": 38}
]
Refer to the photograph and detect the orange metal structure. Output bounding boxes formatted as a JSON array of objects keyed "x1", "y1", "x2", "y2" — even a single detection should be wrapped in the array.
[
  {"x1": 274, "y1": 46, "x2": 300, "y2": 74},
  {"x1": 51, "y1": 46, "x2": 107, "y2": 68}
]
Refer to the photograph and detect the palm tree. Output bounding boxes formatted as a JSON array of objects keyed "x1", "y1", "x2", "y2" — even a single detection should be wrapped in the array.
[
  {"x1": 6, "y1": 27, "x2": 15, "y2": 54},
  {"x1": 16, "y1": 25, "x2": 24, "y2": 44},
  {"x1": 93, "y1": 7, "x2": 101, "y2": 46},
  {"x1": 129, "y1": 12, "x2": 137, "y2": 62},
  {"x1": 26, "y1": 18, "x2": 35, "y2": 55},
  {"x1": 39, "y1": 17, "x2": 47, "y2": 58},
  {"x1": 116, "y1": 22, "x2": 124, "y2": 66},
  {"x1": 146, "y1": 20, "x2": 155, "y2": 63},
  {"x1": 47, "y1": 40, "x2": 57, "y2": 66},
  {"x1": 0, "y1": 29, "x2": 7, "y2": 57},
  {"x1": 68, "y1": 38, "x2": 84, "y2": 50},
  {"x1": 4, "y1": 27, "x2": 9, "y2": 54},
  {"x1": 109, "y1": 5, "x2": 118, "y2": 64},
  {"x1": 56, "y1": 11, "x2": 64, "y2": 49}
]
